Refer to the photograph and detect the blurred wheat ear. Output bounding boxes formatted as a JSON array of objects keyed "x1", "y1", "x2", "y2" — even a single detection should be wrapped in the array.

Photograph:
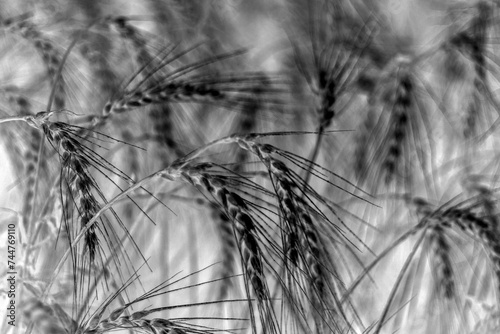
[{"x1": 5, "y1": 1, "x2": 500, "y2": 334}]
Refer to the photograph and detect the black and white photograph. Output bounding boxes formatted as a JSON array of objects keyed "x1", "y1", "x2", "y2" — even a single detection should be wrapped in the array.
[{"x1": 1, "y1": 1, "x2": 500, "y2": 333}]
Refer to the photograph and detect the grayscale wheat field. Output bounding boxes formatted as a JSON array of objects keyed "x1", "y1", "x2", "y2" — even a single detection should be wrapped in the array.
[{"x1": 1, "y1": 0, "x2": 500, "y2": 333}]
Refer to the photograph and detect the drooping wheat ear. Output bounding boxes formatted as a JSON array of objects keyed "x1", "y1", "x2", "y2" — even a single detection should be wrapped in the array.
[
  {"x1": 271, "y1": 163, "x2": 352, "y2": 332},
  {"x1": 158, "y1": 165, "x2": 275, "y2": 333},
  {"x1": 210, "y1": 204, "x2": 238, "y2": 300},
  {"x1": 198, "y1": 173, "x2": 268, "y2": 302},
  {"x1": 287, "y1": 3, "x2": 375, "y2": 189},
  {"x1": 351, "y1": 54, "x2": 433, "y2": 192},
  {"x1": 5, "y1": 19, "x2": 66, "y2": 110},
  {"x1": 465, "y1": 1, "x2": 490, "y2": 81},
  {"x1": 23, "y1": 113, "x2": 123, "y2": 277},
  {"x1": 299, "y1": 207, "x2": 351, "y2": 334},
  {"x1": 442, "y1": 206, "x2": 500, "y2": 292},
  {"x1": 447, "y1": 1, "x2": 492, "y2": 138},
  {"x1": 428, "y1": 224, "x2": 456, "y2": 300},
  {"x1": 383, "y1": 68, "x2": 413, "y2": 185},
  {"x1": 315, "y1": 27, "x2": 373, "y2": 133},
  {"x1": 271, "y1": 167, "x2": 300, "y2": 266},
  {"x1": 298, "y1": 208, "x2": 326, "y2": 299},
  {"x1": 314, "y1": 58, "x2": 337, "y2": 134},
  {"x1": 228, "y1": 135, "x2": 360, "y2": 331},
  {"x1": 271, "y1": 159, "x2": 351, "y2": 331},
  {"x1": 353, "y1": 104, "x2": 376, "y2": 181},
  {"x1": 467, "y1": 1, "x2": 490, "y2": 84},
  {"x1": 209, "y1": 183, "x2": 278, "y2": 334},
  {"x1": 267, "y1": 155, "x2": 323, "y2": 270},
  {"x1": 42, "y1": 121, "x2": 101, "y2": 262}
]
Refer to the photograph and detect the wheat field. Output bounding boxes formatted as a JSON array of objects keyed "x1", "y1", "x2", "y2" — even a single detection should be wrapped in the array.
[{"x1": 1, "y1": 0, "x2": 500, "y2": 333}]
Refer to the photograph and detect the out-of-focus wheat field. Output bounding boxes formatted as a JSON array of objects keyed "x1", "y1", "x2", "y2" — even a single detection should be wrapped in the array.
[{"x1": 2, "y1": 1, "x2": 500, "y2": 334}]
